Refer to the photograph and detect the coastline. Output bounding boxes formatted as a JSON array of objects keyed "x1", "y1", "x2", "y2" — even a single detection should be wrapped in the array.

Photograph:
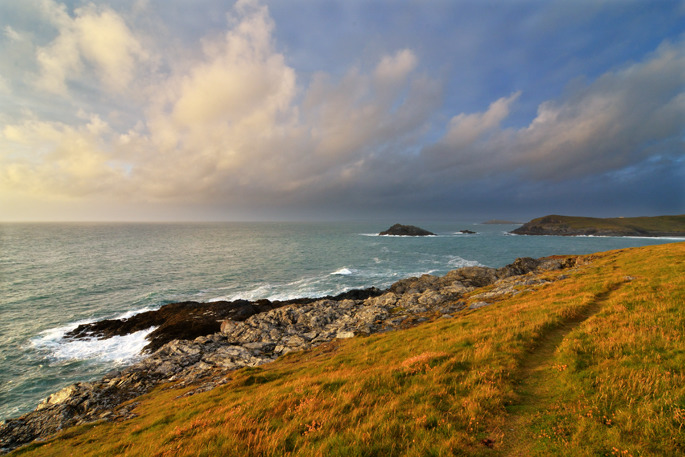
[
  {"x1": 1, "y1": 254, "x2": 579, "y2": 453},
  {"x1": 511, "y1": 214, "x2": 685, "y2": 237}
]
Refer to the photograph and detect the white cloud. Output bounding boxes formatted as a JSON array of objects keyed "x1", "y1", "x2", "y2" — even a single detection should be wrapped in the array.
[
  {"x1": 508, "y1": 39, "x2": 685, "y2": 180},
  {"x1": 423, "y1": 39, "x2": 685, "y2": 182},
  {"x1": 4, "y1": 25, "x2": 22, "y2": 41},
  {"x1": 443, "y1": 91, "x2": 520, "y2": 148},
  {"x1": 73, "y1": 4, "x2": 148, "y2": 91},
  {"x1": 0, "y1": 116, "x2": 127, "y2": 198},
  {"x1": 170, "y1": 2, "x2": 293, "y2": 128},
  {"x1": 34, "y1": 1, "x2": 147, "y2": 94},
  {"x1": 374, "y1": 49, "x2": 418, "y2": 85}
]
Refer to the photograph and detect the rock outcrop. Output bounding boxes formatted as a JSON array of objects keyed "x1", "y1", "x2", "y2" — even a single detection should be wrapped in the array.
[
  {"x1": 379, "y1": 224, "x2": 435, "y2": 236},
  {"x1": 0, "y1": 255, "x2": 579, "y2": 454},
  {"x1": 65, "y1": 289, "x2": 384, "y2": 353}
]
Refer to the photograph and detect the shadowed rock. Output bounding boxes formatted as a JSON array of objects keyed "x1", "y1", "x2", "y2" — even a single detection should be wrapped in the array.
[{"x1": 379, "y1": 224, "x2": 435, "y2": 236}]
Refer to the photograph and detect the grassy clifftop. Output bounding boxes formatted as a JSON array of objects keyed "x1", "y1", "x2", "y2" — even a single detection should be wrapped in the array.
[
  {"x1": 11, "y1": 242, "x2": 685, "y2": 456},
  {"x1": 512, "y1": 214, "x2": 685, "y2": 236}
]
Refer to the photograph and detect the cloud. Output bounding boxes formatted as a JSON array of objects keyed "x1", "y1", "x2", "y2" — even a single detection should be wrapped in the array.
[
  {"x1": 4, "y1": 25, "x2": 22, "y2": 41},
  {"x1": 1, "y1": 0, "x2": 682, "y2": 219},
  {"x1": 443, "y1": 91, "x2": 520, "y2": 149},
  {"x1": 508, "y1": 40, "x2": 685, "y2": 180},
  {"x1": 125, "y1": 2, "x2": 441, "y2": 203},
  {"x1": 422, "y1": 39, "x2": 685, "y2": 184},
  {"x1": 34, "y1": 1, "x2": 147, "y2": 94},
  {"x1": 374, "y1": 49, "x2": 418, "y2": 86},
  {"x1": 0, "y1": 116, "x2": 127, "y2": 198},
  {"x1": 170, "y1": 1, "x2": 294, "y2": 128}
]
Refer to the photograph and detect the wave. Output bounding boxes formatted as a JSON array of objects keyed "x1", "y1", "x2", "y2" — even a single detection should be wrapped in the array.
[
  {"x1": 31, "y1": 325, "x2": 155, "y2": 366},
  {"x1": 446, "y1": 256, "x2": 482, "y2": 268},
  {"x1": 575, "y1": 235, "x2": 685, "y2": 240},
  {"x1": 331, "y1": 267, "x2": 356, "y2": 276}
]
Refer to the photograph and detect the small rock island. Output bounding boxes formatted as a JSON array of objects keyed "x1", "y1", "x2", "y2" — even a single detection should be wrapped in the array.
[{"x1": 379, "y1": 224, "x2": 435, "y2": 236}]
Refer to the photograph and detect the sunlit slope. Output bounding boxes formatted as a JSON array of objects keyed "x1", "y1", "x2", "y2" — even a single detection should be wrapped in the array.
[{"x1": 12, "y1": 242, "x2": 685, "y2": 457}]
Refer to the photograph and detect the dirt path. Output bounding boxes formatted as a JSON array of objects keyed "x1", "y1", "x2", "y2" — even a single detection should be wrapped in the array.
[{"x1": 496, "y1": 282, "x2": 625, "y2": 456}]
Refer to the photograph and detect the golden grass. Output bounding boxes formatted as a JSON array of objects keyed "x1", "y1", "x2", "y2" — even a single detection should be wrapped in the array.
[{"x1": 11, "y1": 242, "x2": 685, "y2": 457}]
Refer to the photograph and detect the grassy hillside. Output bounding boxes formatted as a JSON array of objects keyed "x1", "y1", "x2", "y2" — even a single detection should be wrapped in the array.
[
  {"x1": 11, "y1": 243, "x2": 685, "y2": 457},
  {"x1": 512, "y1": 214, "x2": 685, "y2": 236}
]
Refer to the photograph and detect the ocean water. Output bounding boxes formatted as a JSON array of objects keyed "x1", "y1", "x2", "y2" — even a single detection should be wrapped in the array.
[{"x1": 1, "y1": 221, "x2": 682, "y2": 420}]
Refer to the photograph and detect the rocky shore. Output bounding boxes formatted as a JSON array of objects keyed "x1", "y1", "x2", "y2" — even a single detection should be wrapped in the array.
[{"x1": 0, "y1": 255, "x2": 579, "y2": 454}]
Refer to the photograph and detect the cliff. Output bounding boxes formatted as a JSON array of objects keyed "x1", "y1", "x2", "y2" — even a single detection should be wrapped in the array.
[{"x1": 511, "y1": 214, "x2": 685, "y2": 237}]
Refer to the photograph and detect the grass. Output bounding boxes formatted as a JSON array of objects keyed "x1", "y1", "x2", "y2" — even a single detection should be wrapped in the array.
[
  {"x1": 10, "y1": 242, "x2": 685, "y2": 456},
  {"x1": 524, "y1": 214, "x2": 685, "y2": 234}
]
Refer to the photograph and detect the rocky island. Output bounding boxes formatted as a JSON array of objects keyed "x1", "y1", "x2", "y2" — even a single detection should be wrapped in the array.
[
  {"x1": 511, "y1": 214, "x2": 685, "y2": 237},
  {"x1": 0, "y1": 255, "x2": 577, "y2": 453},
  {"x1": 379, "y1": 224, "x2": 435, "y2": 236}
]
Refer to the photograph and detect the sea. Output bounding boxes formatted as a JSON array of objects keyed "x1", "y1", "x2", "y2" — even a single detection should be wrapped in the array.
[{"x1": 1, "y1": 221, "x2": 683, "y2": 421}]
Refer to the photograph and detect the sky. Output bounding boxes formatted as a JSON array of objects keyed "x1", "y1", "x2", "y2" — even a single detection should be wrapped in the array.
[{"x1": 0, "y1": 0, "x2": 683, "y2": 222}]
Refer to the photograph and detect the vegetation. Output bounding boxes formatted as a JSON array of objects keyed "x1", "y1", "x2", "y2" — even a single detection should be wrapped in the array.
[
  {"x1": 11, "y1": 242, "x2": 685, "y2": 456},
  {"x1": 512, "y1": 214, "x2": 685, "y2": 236}
]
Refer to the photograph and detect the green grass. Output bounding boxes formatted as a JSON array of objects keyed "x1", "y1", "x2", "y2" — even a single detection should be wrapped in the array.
[
  {"x1": 523, "y1": 214, "x2": 685, "y2": 234},
  {"x1": 10, "y1": 242, "x2": 685, "y2": 456}
]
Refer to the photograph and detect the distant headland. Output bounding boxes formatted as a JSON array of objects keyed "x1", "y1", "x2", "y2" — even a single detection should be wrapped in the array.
[
  {"x1": 481, "y1": 219, "x2": 521, "y2": 224},
  {"x1": 511, "y1": 214, "x2": 685, "y2": 237}
]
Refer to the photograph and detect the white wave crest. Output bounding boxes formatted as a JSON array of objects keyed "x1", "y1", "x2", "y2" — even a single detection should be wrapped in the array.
[
  {"x1": 446, "y1": 256, "x2": 482, "y2": 268},
  {"x1": 31, "y1": 323, "x2": 156, "y2": 365},
  {"x1": 331, "y1": 267, "x2": 355, "y2": 276}
]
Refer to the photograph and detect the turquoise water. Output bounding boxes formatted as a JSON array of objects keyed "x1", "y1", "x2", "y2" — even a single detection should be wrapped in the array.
[{"x1": 1, "y1": 221, "x2": 682, "y2": 420}]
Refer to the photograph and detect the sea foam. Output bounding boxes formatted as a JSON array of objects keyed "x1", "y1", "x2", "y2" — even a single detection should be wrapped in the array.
[{"x1": 31, "y1": 322, "x2": 156, "y2": 365}]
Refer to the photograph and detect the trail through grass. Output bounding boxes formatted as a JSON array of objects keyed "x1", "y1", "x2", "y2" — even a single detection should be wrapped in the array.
[{"x1": 499, "y1": 281, "x2": 626, "y2": 456}]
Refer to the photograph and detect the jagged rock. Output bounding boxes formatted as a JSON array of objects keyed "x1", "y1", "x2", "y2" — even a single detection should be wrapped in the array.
[
  {"x1": 379, "y1": 224, "x2": 435, "y2": 236},
  {"x1": 65, "y1": 289, "x2": 383, "y2": 353}
]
